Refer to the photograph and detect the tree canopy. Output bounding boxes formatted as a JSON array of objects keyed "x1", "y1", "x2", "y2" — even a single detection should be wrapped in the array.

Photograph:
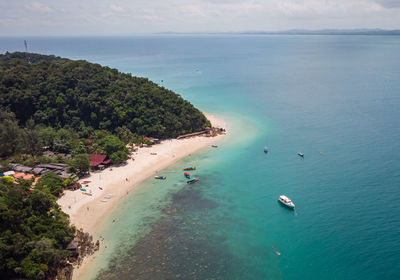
[
  {"x1": 0, "y1": 52, "x2": 210, "y2": 140},
  {"x1": 0, "y1": 175, "x2": 75, "y2": 279}
]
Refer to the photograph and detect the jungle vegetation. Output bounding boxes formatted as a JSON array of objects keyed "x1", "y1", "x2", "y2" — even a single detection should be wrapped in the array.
[
  {"x1": 0, "y1": 173, "x2": 75, "y2": 279},
  {"x1": 0, "y1": 52, "x2": 210, "y2": 141}
]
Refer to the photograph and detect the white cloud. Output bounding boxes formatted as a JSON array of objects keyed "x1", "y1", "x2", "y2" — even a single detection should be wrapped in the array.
[
  {"x1": 110, "y1": 4, "x2": 125, "y2": 13},
  {"x1": 24, "y1": 2, "x2": 53, "y2": 14},
  {"x1": 374, "y1": 0, "x2": 400, "y2": 8},
  {"x1": 0, "y1": 0, "x2": 399, "y2": 35}
]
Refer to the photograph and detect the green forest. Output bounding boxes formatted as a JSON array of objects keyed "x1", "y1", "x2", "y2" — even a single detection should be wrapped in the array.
[
  {"x1": 0, "y1": 52, "x2": 209, "y2": 140},
  {"x1": 0, "y1": 52, "x2": 210, "y2": 279},
  {"x1": 0, "y1": 173, "x2": 75, "y2": 279}
]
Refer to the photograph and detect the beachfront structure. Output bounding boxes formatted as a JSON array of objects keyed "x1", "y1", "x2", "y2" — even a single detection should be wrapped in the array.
[
  {"x1": 3, "y1": 171, "x2": 15, "y2": 176},
  {"x1": 22, "y1": 174, "x2": 35, "y2": 181},
  {"x1": 90, "y1": 154, "x2": 111, "y2": 169},
  {"x1": 12, "y1": 165, "x2": 33, "y2": 173},
  {"x1": 4, "y1": 163, "x2": 76, "y2": 180},
  {"x1": 13, "y1": 173, "x2": 25, "y2": 179},
  {"x1": 143, "y1": 137, "x2": 160, "y2": 144}
]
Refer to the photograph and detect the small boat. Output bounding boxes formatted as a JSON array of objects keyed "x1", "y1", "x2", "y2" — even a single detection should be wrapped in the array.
[
  {"x1": 278, "y1": 195, "x2": 295, "y2": 209},
  {"x1": 104, "y1": 194, "x2": 112, "y2": 199},
  {"x1": 80, "y1": 188, "x2": 86, "y2": 192},
  {"x1": 183, "y1": 166, "x2": 196, "y2": 171},
  {"x1": 187, "y1": 178, "x2": 199, "y2": 184},
  {"x1": 155, "y1": 175, "x2": 166, "y2": 180},
  {"x1": 212, "y1": 145, "x2": 218, "y2": 148},
  {"x1": 83, "y1": 192, "x2": 92, "y2": 196},
  {"x1": 298, "y1": 152, "x2": 304, "y2": 157},
  {"x1": 98, "y1": 187, "x2": 103, "y2": 190},
  {"x1": 264, "y1": 146, "x2": 268, "y2": 153},
  {"x1": 184, "y1": 172, "x2": 190, "y2": 178},
  {"x1": 82, "y1": 181, "x2": 91, "y2": 184}
]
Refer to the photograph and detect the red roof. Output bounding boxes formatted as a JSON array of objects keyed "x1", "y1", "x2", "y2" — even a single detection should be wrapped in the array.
[
  {"x1": 102, "y1": 159, "x2": 111, "y2": 165},
  {"x1": 23, "y1": 174, "x2": 35, "y2": 180},
  {"x1": 90, "y1": 154, "x2": 107, "y2": 166},
  {"x1": 13, "y1": 173, "x2": 25, "y2": 178},
  {"x1": 144, "y1": 137, "x2": 153, "y2": 141}
]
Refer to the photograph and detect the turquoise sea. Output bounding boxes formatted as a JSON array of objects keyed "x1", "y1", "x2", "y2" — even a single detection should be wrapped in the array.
[{"x1": 1, "y1": 35, "x2": 400, "y2": 279}]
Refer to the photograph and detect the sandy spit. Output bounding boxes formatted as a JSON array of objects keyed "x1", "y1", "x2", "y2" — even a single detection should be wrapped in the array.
[{"x1": 57, "y1": 114, "x2": 227, "y2": 280}]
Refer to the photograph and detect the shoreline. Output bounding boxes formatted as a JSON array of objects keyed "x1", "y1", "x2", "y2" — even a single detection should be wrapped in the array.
[{"x1": 57, "y1": 114, "x2": 228, "y2": 280}]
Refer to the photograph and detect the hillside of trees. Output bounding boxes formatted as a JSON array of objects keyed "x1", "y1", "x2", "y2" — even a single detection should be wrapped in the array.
[
  {"x1": 0, "y1": 173, "x2": 75, "y2": 279},
  {"x1": 0, "y1": 52, "x2": 210, "y2": 139},
  {"x1": 0, "y1": 52, "x2": 211, "y2": 279}
]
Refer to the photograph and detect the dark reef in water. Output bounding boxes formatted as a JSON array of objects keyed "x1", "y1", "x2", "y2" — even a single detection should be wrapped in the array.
[{"x1": 95, "y1": 185, "x2": 252, "y2": 280}]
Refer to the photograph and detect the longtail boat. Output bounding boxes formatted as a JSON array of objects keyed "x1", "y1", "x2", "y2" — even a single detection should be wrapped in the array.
[
  {"x1": 183, "y1": 166, "x2": 196, "y2": 171},
  {"x1": 187, "y1": 178, "x2": 199, "y2": 184},
  {"x1": 155, "y1": 175, "x2": 166, "y2": 180},
  {"x1": 184, "y1": 172, "x2": 190, "y2": 178}
]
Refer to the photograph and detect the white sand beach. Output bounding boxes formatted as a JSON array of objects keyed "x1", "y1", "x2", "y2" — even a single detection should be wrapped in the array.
[{"x1": 57, "y1": 114, "x2": 227, "y2": 279}]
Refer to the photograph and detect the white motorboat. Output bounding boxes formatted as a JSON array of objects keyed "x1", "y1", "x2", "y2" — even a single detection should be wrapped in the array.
[{"x1": 278, "y1": 195, "x2": 295, "y2": 209}]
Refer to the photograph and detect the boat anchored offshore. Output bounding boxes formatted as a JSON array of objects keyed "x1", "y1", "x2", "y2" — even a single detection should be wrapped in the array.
[
  {"x1": 278, "y1": 195, "x2": 295, "y2": 209},
  {"x1": 187, "y1": 178, "x2": 199, "y2": 184},
  {"x1": 183, "y1": 166, "x2": 196, "y2": 171},
  {"x1": 264, "y1": 146, "x2": 268, "y2": 153},
  {"x1": 184, "y1": 172, "x2": 190, "y2": 178},
  {"x1": 155, "y1": 175, "x2": 166, "y2": 180},
  {"x1": 298, "y1": 152, "x2": 304, "y2": 157}
]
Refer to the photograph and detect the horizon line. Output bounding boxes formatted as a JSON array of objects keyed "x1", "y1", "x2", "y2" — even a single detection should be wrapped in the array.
[{"x1": 1, "y1": 28, "x2": 400, "y2": 37}]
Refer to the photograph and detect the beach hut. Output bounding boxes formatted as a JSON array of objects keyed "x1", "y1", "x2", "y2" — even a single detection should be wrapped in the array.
[
  {"x1": 32, "y1": 167, "x2": 46, "y2": 174},
  {"x1": 66, "y1": 241, "x2": 79, "y2": 257},
  {"x1": 13, "y1": 173, "x2": 25, "y2": 179},
  {"x1": 4, "y1": 171, "x2": 15, "y2": 176},
  {"x1": 143, "y1": 137, "x2": 160, "y2": 144},
  {"x1": 14, "y1": 165, "x2": 33, "y2": 173},
  {"x1": 90, "y1": 154, "x2": 110, "y2": 168},
  {"x1": 22, "y1": 174, "x2": 35, "y2": 181}
]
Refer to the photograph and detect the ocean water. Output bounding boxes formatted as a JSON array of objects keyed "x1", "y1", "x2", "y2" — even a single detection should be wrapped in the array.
[{"x1": 1, "y1": 35, "x2": 400, "y2": 279}]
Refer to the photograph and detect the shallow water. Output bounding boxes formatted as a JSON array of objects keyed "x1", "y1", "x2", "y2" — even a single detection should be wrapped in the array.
[{"x1": 2, "y1": 35, "x2": 400, "y2": 279}]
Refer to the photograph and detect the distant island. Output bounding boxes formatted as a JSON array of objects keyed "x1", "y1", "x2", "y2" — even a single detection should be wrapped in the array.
[
  {"x1": 159, "y1": 29, "x2": 400, "y2": 36},
  {"x1": 0, "y1": 52, "x2": 212, "y2": 280}
]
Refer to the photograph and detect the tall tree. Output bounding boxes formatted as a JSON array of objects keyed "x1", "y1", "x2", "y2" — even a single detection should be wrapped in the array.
[
  {"x1": 0, "y1": 112, "x2": 22, "y2": 157},
  {"x1": 22, "y1": 119, "x2": 43, "y2": 157}
]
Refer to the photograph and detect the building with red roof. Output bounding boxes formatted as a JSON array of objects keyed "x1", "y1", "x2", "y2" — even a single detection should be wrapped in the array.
[{"x1": 90, "y1": 154, "x2": 111, "y2": 167}]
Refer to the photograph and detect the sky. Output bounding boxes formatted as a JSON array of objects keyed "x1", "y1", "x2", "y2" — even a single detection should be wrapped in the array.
[{"x1": 0, "y1": 0, "x2": 399, "y2": 35}]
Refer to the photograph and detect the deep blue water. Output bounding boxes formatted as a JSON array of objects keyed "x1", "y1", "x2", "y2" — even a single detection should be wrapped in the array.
[{"x1": 1, "y1": 35, "x2": 400, "y2": 279}]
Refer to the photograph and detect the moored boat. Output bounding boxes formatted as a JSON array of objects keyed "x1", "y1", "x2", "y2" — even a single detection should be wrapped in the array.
[
  {"x1": 278, "y1": 195, "x2": 295, "y2": 209},
  {"x1": 155, "y1": 175, "x2": 166, "y2": 180},
  {"x1": 298, "y1": 152, "x2": 304, "y2": 157},
  {"x1": 264, "y1": 146, "x2": 268, "y2": 153},
  {"x1": 184, "y1": 172, "x2": 190, "y2": 178},
  {"x1": 187, "y1": 178, "x2": 199, "y2": 184},
  {"x1": 183, "y1": 166, "x2": 196, "y2": 170}
]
